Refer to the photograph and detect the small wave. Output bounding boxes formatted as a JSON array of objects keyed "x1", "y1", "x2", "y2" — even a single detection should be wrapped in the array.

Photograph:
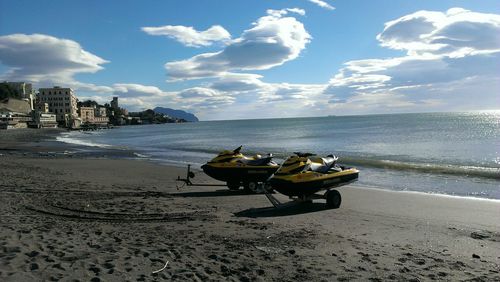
[
  {"x1": 342, "y1": 157, "x2": 500, "y2": 180},
  {"x1": 352, "y1": 183, "x2": 500, "y2": 202},
  {"x1": 133, "y1": 152, "x2": 150, "y2": 158},
  {"x1": 56, "y1": 136, "x2": 113, "y2": 149},
  {"x1": 151, "y1": 147, "x2": 500, "y2": 180}
]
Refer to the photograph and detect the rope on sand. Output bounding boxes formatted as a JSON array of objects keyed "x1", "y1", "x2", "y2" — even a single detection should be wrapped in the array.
[{"x1": 152, "y1": 261, "x2": 169, "y2": 274}]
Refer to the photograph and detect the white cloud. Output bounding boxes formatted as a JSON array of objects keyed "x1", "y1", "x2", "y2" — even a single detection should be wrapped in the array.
[
  {"x1": 179, "y1": 87, "x2": 219, "y2": 98},
  {"x1": 69, "y1": 81, "x2": 114, "y2": 93},
  {"x1": 109, "y1": 83, "x2": 179, "y2": 111},
  {"x1": 165, "y1": 11, "x2": 311, "y2": 81},
  {"x1": 119, "y1": 97, "x2": 153, "y2": 110},
  {"x1": 258, "y1": 82, "x2": 326, "y2": 103},
  {"x1": 266, "y1": 8, "x2": 306, "y2": 17},
  {"x1": 307, "y1": 0, "x2": 335, "y2": 11},
  {"x1": 74, "y1": 83, "x2": 179, "y2": 112},
  {"x1": 142, "y1": 25, "x2": 231, "y2": 47},
  {"x1": 206, "y1": 72, "x2": 325, "y2": 101},
  {"x1": 209, "y1": 73, "x2": 266, "y2": 92},
  {"x1": 286, "y1": 8, "x2": 307, "y2": 16},
  {"x1": 377, "y1": 8, "x2": 500, "y2": 56},
  {"x1": 324, "y1": 8, "x2": 500, "y2": 113},
  {"x1": 112, "y1": 84, "x2": 235, "y2": 112},
  {"x1": 0, "y1": 33, "x2": 111, "y2": 92},
  {"x1": 177, "y1": 87, "x2": 235, "y2": 109},
  {"x1": 113, "y1": 83, "x2": 170, "y2": 97}
]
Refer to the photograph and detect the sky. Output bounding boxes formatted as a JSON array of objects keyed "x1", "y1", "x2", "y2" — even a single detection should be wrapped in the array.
[{"x1": 0, "y1": 0, "x2": 499, "y2": 120}]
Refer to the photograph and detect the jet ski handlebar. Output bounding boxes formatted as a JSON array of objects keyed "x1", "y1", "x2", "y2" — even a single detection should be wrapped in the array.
[{"x1": 233, "y1": 145, "x2": 243, "y2": 154}]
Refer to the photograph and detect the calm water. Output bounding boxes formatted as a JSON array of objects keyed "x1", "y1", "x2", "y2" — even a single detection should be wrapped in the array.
[{"x1": 57, "y1": 112, "x2": 500, "y2": 199}]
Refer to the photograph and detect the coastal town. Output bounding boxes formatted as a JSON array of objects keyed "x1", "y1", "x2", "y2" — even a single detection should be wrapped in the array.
[{"x1": 0, "y1": 81, "x2": 190, "y2": 130}]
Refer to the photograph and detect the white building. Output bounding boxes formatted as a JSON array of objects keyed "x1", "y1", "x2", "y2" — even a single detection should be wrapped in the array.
[
  {"x1": 37, "y1": 86, "x2": 78, "y2": 126},
  {"x1": 31, "y1": 102, "x2": 57, "y2": 128}
]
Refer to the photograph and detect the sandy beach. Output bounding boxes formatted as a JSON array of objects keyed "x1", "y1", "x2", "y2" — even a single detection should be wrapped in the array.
[{"x1": 0, "y1": 129, "x2": 499, "y2": 281}]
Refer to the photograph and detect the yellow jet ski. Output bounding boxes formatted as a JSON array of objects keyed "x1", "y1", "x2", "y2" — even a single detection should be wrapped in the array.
[
  {"x1": 201, "y1": 146, "x2": 279, "y2": 192},
  {"x1": 269, "y1": 152, "x2": 359, "y2": 208}
]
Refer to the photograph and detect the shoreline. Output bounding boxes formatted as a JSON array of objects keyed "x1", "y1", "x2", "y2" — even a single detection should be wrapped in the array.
[
  {"x1": 352, "y1": 183, "x2": 500, "y2": 203},
  {"x1": 1, "y1": 127, "x2": 499, "y2": 202}
]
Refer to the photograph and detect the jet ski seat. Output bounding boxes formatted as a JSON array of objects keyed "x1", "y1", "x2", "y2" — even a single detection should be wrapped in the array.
[
  {"x1": 237, "y1": 155, "x2": 273, "y2": 166},
  {"x1": 309, "y1": 155, "x2": 339, "y2": 173}
]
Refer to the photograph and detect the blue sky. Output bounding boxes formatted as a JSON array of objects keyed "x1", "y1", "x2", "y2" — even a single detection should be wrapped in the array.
[{"x1": 1, "y1": 0, "x2": 499, "y2": 120}]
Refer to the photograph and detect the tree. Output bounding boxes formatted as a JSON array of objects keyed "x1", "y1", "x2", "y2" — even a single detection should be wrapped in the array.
[
  {"x1": 0, "y1": 83, "x2": 21, "y2": 100},
  {"x1": 77, "y1": 99, "x2": 100, "y2": 108}
]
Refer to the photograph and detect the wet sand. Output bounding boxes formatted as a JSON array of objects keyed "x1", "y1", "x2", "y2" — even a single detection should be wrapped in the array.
[{"x1": 1, "y1": 154, "x2": 499, "y2": 281}]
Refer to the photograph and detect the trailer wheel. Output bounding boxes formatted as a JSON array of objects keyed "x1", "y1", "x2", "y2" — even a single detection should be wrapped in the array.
[
  {"x1": 227, "y1": 182, "x2": 240, "y2": 190},
  {"x1": 263, "y1": 182, "x2": 274, "y2": 193},
  {"x1": 243, "y1": 181, "x2": 258, "y2": 193},
  {"x1": 326, "y1": 190, "x2": 342, "y2": 209}
]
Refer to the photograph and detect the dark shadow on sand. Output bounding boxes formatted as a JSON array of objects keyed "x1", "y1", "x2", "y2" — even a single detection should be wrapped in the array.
[
  {"x1": 235, "y1": 202, "x2": 330, "y2": 218},
  {"x1": 172, "y1": 189, "x2": 254, "y2": 198}
]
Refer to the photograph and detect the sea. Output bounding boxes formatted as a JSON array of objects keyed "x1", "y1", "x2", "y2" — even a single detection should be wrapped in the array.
[{"x1": 55, "y1": 112, "x2": 500, "y2": 199}]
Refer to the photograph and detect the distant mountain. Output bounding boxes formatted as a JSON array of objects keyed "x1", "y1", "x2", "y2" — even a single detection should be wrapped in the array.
[{"x1": 153, "y1": 107, "x2": 199, "y2": 122}]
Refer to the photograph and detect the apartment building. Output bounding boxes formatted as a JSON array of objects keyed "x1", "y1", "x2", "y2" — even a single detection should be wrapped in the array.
[{"x1": 37, "y1": 86, "x2": 78, "y2": 124}]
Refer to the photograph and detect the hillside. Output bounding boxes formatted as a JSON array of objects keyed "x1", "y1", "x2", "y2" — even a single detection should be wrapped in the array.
[{"x1": 153, "y1": 107, "x2": 199, "y2": 122}]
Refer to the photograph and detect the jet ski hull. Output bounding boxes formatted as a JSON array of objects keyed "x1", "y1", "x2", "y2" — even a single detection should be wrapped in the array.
[
  {"x1": 202, "y1": 164, "x2": 279, "y2": 183},
  {"x1": 270, "y1": 169, "x2": 359, "y2": 197}
]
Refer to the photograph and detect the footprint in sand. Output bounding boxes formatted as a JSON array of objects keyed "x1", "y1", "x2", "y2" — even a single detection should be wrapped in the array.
[
  {"x1": 25, "y1": 250, "x2": 39, "y2": 258},
  {"x1": 88, "y1": 266, "x2": 100, "y2": 276},
  {"x1": 102, "y1": 262, "x2": 114, "y2": 270}
]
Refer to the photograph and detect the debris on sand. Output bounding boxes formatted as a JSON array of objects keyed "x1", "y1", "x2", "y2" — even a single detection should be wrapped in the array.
[
  {"x1": 470, "y1": 231, "x2": 490, "y2": 240},
  {"x1": 152, "y1": 261, "x2": 169, "y2": 274}
]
